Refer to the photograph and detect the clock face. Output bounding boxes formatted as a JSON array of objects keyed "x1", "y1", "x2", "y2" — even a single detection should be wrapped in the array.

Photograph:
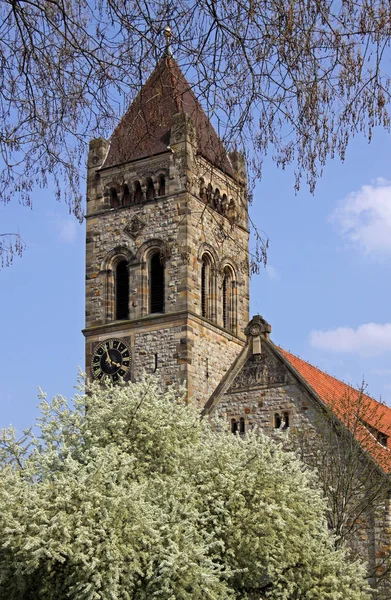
[{"x1": 91, "y1": 338, "x2": 131, "y2": 382}]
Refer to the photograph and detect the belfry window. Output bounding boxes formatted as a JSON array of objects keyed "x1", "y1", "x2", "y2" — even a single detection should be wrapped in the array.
[
  {"x1": 201, "y1": 253, "x2": 213, "y2": 320},
  {"x1": 134, "y1": 181, "x2": 143, "y2": 204},
  {"x1": 115, "y1": 260, "x2": 129, "y2": 320},
  {"x1": 222, "y1": 266, "x2": 235, "y2": 332},
  {"x1": 158, "y1": 175, "x2": 166, "y2": 197},
  {"x1": 123, "y1": 185, "x2": 132, "y2": 206},
  {"x1": 146, "y1": 178, "x2": 155, "y2": 201},
  {"x1": 110, "y1": 188, "x2": 119, "y2": 208},
  {"x1": 150, "y1": 252, "x2": 165, "y2": 313}
]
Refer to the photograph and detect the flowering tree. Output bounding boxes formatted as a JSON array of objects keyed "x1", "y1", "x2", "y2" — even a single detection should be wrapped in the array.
[{"x1": 0, "y1": 377, "x2": 369, "y2": 599}]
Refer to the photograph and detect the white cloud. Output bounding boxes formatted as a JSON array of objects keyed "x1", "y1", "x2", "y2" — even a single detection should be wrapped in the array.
[
  {"x1": 310, "y1": 322, "x2": 391, "y2": 356},
  {"x1": 331, "y1": 178, "x2": 391, "y2": 254}
]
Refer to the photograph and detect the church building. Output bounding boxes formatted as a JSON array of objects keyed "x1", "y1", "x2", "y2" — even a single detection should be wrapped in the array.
[{"x1": 83, "y1": 40, "x2": 391, "y2": 597}]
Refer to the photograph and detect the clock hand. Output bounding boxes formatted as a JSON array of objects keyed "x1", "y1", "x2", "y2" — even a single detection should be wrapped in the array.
[{"x1": 112, "y1": 360, "x2": 122, "y2": 368}]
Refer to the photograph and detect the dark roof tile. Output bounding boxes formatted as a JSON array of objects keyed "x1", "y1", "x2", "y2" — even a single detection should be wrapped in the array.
[{"x1": 103, "y1": 56, "x2": 234, "y2": 177}]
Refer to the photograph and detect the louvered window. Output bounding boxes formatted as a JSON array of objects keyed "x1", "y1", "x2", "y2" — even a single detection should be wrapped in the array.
[
  {"x1": 115, "y1": 260, "x2": 129, "y2": 320},
  {"x1": 150, "y1": 252, "x2": 165, "y2": 313}
]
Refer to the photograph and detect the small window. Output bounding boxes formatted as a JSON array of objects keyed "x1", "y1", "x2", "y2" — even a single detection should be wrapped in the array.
[
  {"x1": 134, "y1": 181, "x2": 143, "y2": 204},
  {"x1": 274, "y1": 413, "x2": 282, "y2": 429},
  {"x1": 283, "y1": 412, "x2": 290, "y2": 428},
  {"x1": 231, "y1": 418, "x2": 238, "y2": 434},
  {"x1": 110, "y1": 188, "x2": 119, "y2": 208},
  {"x1": 239, "y1": 417, "x2": 245, "y2": 435},
  {"x1": 115, "y1": 260, "x2": 129, "y2": 320},
  {"x1": 123, "y1": 184, "x2": 132, "y2": 206},
  {"x1": 150, "y1": 252, "x2": 165, "y2": 314},
  {"x1": 158, "y1": 175, "x2": 166, "y2": 197},
  {"x1": 146, "y1": 178, "x2": 155, "y2": 201}
]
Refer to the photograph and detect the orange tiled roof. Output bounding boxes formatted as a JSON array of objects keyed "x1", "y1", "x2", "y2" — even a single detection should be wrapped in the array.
[{"x1": 279, "y1": 347, "x2": 391, "y2": 472}]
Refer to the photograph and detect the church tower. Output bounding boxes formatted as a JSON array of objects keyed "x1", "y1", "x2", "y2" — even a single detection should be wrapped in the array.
[{"x1": 83, "y1": 43, "x2": 250, "y2": 403}]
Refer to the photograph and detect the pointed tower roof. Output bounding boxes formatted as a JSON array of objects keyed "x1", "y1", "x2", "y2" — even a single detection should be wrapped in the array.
[{"x1": 103, "y1": 55, "x2": 234, "y2": 177}]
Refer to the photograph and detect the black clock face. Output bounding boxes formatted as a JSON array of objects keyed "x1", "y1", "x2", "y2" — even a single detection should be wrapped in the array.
[{"x1": 91, "y1": 339, "x2": 131, "y2": 382}]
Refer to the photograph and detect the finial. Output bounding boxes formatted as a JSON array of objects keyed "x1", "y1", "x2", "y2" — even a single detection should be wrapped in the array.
[{"x1": 164, "y1": 25, "x2": 173, "y2": 56}]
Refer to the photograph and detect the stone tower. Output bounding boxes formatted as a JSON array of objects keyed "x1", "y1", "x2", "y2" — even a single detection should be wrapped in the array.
[{"x1": 83, "y1": 51, "x2": 250, "y2": 403}]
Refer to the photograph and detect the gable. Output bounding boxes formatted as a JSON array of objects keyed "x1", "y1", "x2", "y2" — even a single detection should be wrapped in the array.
[
  {"x1": 205, "y1": 331, "x2": 391, "y2": 473},
  {"x1": 228, "y1": 343, "x2": 290, "y2": 392}
]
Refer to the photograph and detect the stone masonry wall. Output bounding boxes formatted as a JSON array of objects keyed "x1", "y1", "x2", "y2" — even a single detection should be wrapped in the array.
[
  {"x1": 186, "y1": 193, "x2": 249, "y2": 338},
  {"x1": 85, "y1": 191, "x2": 188, "y2": 328},
  {"x1": 187, "y1": 316, "x2": 244, "y2": 406}
]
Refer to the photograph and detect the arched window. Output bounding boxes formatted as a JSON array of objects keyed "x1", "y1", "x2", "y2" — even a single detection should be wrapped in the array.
[
  {"x1": 227, "y1": 199, "x2": 236, "y2": 220},
  {"x1": 200, "y1": 179, "x2": 207, "y2": 203},
  {"x1": 222, "y1": 266, "x2": 236, "y2": 332},
  {"x1": 201, "y1": 253, "x2": 214, "y2": 320},
  {"x1": 231, "y1": 418, "x2": 238, "y2": 434},
  {"x1": 150, "y1": 252, "x2": 165, "y2": 313},
  {"x1": 206, "y1": 183, "x2": 213, "y2": 205},
  {"x1": 274, "y1": 413, "x2": 282, "y2": 429},
  {"x1": 110, "y1": 188, "x2": 119, "y2": 208},
  {"x1": 214, "y1": 189, "x2": 221, "y2": 211},
  {"x1": 134, "y1": 181, "x2": 143, "y2": 204},
  {"x1": 239, "y1": 417, "x2": 245, "y2": 436},
  {"x1": 158, "y1": 175, "x2": 166, "y2": 197},
  {"x1": 146, "y1": 178, "x2": 155, "y2": 201},
  {"x1": 122, "y1": 184, "x2": 132, "y2": 206},
  {"x1": 115, "y1": 260, "x2": 129, "y2": 320},
  {"x1": 221, "y1": 194, "x2": 228, "y2": 215}
]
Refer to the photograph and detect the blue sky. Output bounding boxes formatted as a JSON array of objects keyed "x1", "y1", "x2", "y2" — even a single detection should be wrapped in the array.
[{"x1": 2, "y1": 124, "x2": 391, "y2": 434}]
